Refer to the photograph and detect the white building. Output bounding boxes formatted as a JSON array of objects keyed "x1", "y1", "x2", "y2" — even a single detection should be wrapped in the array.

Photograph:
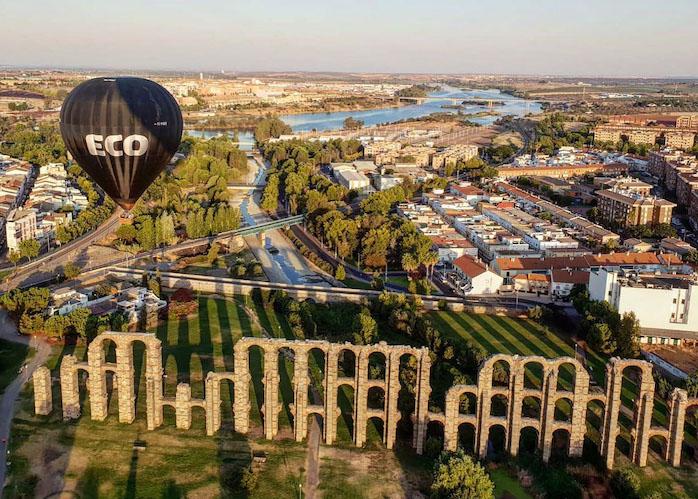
[
  {"x1": 6, "y1": 208, "x2": 37, "y2": 251},
  {"x1": 589, "y1": 269, "x2": 698, "y2": 346},
  {"x1": 334, "y1": 169, "x2": 371, "y2": 193},
  {"x1": 449, "y1": 255, "x2": 503, "y2": 295},
  {"x1": 117, "y1": 287, "x2": 167, "y2": 324}
]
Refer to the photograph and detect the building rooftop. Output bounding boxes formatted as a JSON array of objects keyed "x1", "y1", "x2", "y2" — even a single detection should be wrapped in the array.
[{"x1": 453, "y1": 255, "x2": 488, "y2": 278}]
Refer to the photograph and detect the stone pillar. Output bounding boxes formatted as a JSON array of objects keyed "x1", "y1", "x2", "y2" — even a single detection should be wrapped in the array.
[
  {"x1": 33, "y1": 366, "x2": 52, "y2": 415},
  {"x1": 116, "y1": 343, "x2": 136, "y2": 423},
  {"x1": 60, "y1": 355, "x2": 81, "y2": 420},
  {"x1": 386, "y1": 351, "x2": 401, "y2": 449},
  {"x1": 354, "y1": 350, "x2": 370, "y2": 447},
  {"x1": 175, "y1": 383, "x2": 192, "y2": 430},
  {"x1": 88, "y1": 353, "x2": 108, "y2": 421},
  {"x1": 324, "y1": 348, "x2": 338, "y2": 444},
  {"x1": 601, "y1": 360, "x2": 623, "y2": 470},
  {"x1": 233, "y1": 346, "x2": 250, "y2": 434},
  {"x1": 667, "y1": 388, "x2": 688, "y2": 467},
  {"x1": 507, "y1": 359, "x2": 524, "y2": 457},
  {"x1": 205, "y1": 373, "x2": 218, "y2": 436},
  {"x1": 540, "y1": 367, "x2": 557, "y2": 463},
  {"x1": 477, "y1": 362, "x2": 493, "y2": 459},
  {"x1": 443, "y1": 387, "x2": 460, "y2": 452},
  {"x1": 413, "y1": 351, "x2": 432, "y2": 454},
  {"x1": 263, "y1": 345, "x2": 279, "y2": 440},
  {"x1": 145, "y1": 339, "x2": 163, "y2": 430},
  {"x1": 569, "y1": 368, "x2": 590, "y2": 457},
  {"x1": 294, "y1": 350, "x2": 309, "y2": 442},
  {"x1": 633, "y1": 371, "x2": 656, "y2": 467}
]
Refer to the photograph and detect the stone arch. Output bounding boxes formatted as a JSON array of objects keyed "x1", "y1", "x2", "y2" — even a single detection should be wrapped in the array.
[
  {"x1": 551, "y1": 428, "x2": 571, "y2": 461},
  {"x1": 307, "y1": 412, "x2": 324, "y2": 443},
  {"x1": 486, "y1": 424, "x2": 507, "y2": 459},
  {"x1": 367, "y1": 351, "x2": 387, "y2": 380},
  {"x1": 367, "y1": 386, "x2": 385, "y2": 411},
  {"x1": 162, "y1": 403, "x2": 176, "y2": 425},
  {"x1": 648, "y1": 433, "x2": 669, "y2": 462},
  {"x1": 337, "y1": 348, "x2": 356, "y2": 378},
  {"x1": 554, "y1": 397, "x2": 573, "y2": 422},
  {"x1": 307, "y1": 346, "x2": 327, "y2": 406},
  {"x1": 426, "y1": 420, "x2": 445, "y2": 453},
  {"x1": 458, "y1": 422, "x2": 476, "y2": 454},
  {"x1": 335, "y1": 382, "x2": 355, "y2": 443},
  {"x1": 163, "y1": 353, "x2": 179, "y2": 397},
  {"x1": 246, "y1": 343, "x2": 266, "y2": 427},
  {"x1": 366, "y1": 416, "x2": 385, "y2": 447},
  {"x1": 522, "y1": 395, "x2": 542, "y2": 419},
  {"x1": 396, "y1": 352, "x2": 419, "y2": 445},
  {"x1": 101, "y1": 337, "x2": 117, "y2": 364},
  {"x1": 523, "y1": 361, "x2": 544, "y2": 390},
  {"x1": 681, "y1": 401, "x2": 698, "y2": 466},
  {"x1": 277, "y1": 346, "x2": 295, "y2": 432},
  {"x1": 491, "y1": 359, "x2": 510, "y2": 388},
  {"x1": 191, "y1": 405, "x2": 207, "y2": 431},
  {"x1": 459, "y1": 391, "x2": 477, "y2": 416},
  {"x1": 556, "y1": 361, "x2": 577, "y2": 392},
  {"x1": 490, "y1": 394, "x2": 508, "y2": 417},
  {"x1": 519, "y1": 426, "x2": 539, "y2": 456},
  {"x1": 217, "y1": 377, "x2": 235, "y2": 428},
  {"x1": 585, "y1": 398, "x2": 605, "y2": 449}
]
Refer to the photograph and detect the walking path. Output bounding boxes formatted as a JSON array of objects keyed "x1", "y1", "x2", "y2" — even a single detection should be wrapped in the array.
[{"x1": 0, "y1": 311, "x2": 51, "y2": 496}]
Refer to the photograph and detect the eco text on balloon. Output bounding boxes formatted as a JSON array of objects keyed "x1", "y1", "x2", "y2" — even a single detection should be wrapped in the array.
[{"x1": 85, "y1": 134, "x2": 149, "y2": 157}]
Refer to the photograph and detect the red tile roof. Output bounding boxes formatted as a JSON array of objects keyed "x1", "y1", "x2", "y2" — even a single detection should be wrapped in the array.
[
  {"x1": 496, "y1": 252, "x2": 681, "y2": 272},
  {"x1": 453, "y1": 255, "x2": 488, "y2": 278},
  {"x1": 551, "y1": 270, "x2": 590, "y2": 285}
]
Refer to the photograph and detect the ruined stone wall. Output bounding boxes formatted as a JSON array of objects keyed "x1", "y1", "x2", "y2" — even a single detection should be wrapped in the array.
[{"x1": 33, "y1": 332, "x2": 698, "y2": 469}]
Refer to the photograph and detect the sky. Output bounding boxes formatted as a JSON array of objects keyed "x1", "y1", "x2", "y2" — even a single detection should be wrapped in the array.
[{"x1": 2, "y1": 0, "x2": 697, "y2": 77}]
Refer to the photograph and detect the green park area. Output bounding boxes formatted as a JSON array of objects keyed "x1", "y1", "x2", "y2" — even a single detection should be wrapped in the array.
[{"x1": 3, "y1": 294, "x2": 697, "y2": 498}]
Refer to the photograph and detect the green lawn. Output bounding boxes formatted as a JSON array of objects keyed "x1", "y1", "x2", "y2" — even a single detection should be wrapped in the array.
[
  {"x1": 490, "y1": 467, "x2": 532, "y2": 498},
  {"x1": 0, "y1": 339, "x2": 31, "y2": 394}
]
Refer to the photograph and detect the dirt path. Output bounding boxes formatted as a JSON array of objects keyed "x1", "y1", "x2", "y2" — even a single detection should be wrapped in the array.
[
  {"x1": 0, "y1": 311, "x2": 51, "y2": 495},
  {"x1": 304, "y1": 415, "x2": 320, "y2": 499}
]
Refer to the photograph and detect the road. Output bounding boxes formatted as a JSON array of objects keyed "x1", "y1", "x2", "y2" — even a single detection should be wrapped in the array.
[
  {"x1": 239, "y1": 155, "x2": 331, "y2": 286},
  {"x1": 2, "y1": 208, "x2": 123, "y2": 290},
  {"x1": 0, "y1": 311, "x2": 51, "y2": 493}
]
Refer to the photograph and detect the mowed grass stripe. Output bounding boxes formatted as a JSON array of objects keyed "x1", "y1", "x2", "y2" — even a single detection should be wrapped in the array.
[{"x1": 432, "y1": 311, "x2": 506, "y2": 355}]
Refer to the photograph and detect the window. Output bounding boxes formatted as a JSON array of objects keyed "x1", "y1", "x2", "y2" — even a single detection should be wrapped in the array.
[{"x1": 673, "y1": 298, "x2": 677, "y2": 304}]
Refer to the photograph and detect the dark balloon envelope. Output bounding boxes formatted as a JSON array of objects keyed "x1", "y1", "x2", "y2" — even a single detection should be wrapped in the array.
[{"x1": 60, "y1": 77, "x2": 183, "y2": 210}]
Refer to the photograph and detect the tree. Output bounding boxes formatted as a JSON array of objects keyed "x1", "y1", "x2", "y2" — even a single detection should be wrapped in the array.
[
  {"x1": 254, "y1": 116, "x2": 292, "y2": 143},
  {"x1": 430, "y1": 449, "x2": 494, "y2": 499},
  {"x1": 63, "y1": 262, "x2": 81, "y2": 280},
  {"x1": 617, "y1": 312, "x2": 641, "y2": 358},
  {"x1": 335, "y1": 264, "x2": 346, "y2": 281},
  {"x1": 343, "y1": 117, "x2": 364, "y2": 130},
  {"x1": 8, "y1": 249, "x2": 20, "y2": 270},
  {"x1": 18, "y1": 238, "x2": 40, "y2": 261},
  {"x1": 588, "y1": 322, "x2": 616, "y2": 354},
  {"x1": 352, "y1": 308, "x2": 378, "y2": 345}
]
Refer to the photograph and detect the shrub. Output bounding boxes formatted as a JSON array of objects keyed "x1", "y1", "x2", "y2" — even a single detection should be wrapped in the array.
[
  {"x1": 438, "y1": 299, "x2": 448, "y2": 311},
  {"x1": 424, "y1": 436, "x2": 444, "y2": 459},
  {"x1": 610, "y1": 468, "x2": 641, "y2": 499}
]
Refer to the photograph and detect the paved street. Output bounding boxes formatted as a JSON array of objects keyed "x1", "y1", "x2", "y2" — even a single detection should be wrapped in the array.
[{"x1": 0, "y1": 311, "x2": 51, "y2": 493}]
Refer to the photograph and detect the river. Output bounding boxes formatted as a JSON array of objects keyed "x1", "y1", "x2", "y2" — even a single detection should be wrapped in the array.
[{"x1": 187, "y1": 85, "x2": 541, "y2": 143}]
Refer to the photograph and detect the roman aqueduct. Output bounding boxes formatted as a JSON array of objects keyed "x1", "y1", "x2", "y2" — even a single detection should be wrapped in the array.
[{"x1": 33, "y1": 331, "x2": 698, "y2": 469}]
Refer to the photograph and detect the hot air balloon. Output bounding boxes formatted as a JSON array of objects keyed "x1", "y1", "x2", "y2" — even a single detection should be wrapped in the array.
[{"x1": 60, "y1": 77, "x2": 183, "y2": 210}]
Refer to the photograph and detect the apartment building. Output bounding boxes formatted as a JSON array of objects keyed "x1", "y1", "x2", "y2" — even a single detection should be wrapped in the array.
[
  {"x1": 6, "y1": 208, "x2": 37, "y2": 251},
  {"x1": 589, "y1": 269, "x2": 698, "y2": 346},
  {"x1": 594, "y1": 124, "x2": 697, "y2": 150},
  {"x1": 596, "y1": 189, "x2": 675, "y2": 227},
  {"x1": 595, "y1": 176, "x2": 652, "y2": 196},
  {"x1": 362, "y1": 140, "x2": 402, "y2": 159},
  {"x1": 496, "y1": 182, "x2": 621, "y2": 245},
  {"x1": 479, "y1": 204, "x2": 579, "y2": 253},
  {"x1": 431, "y1": 144, "x2": 479, "y2": 170},
  {"x1": 497, "y1": 163, "x2": 628, "y2": 179}
]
